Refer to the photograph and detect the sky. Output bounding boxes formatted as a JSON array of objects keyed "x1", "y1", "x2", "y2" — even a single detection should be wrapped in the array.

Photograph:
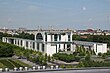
[{"x1": 0, "y1": 0, "x2": 110, "y2": 30}]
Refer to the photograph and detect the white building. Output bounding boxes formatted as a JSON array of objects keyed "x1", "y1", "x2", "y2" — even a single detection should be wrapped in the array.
[
  {"x1": 2, "y1": 30, "x2": 107, "y2": 56},
  {"x1": 73, "y1": 41, "x2": 107, "y2": 55}
]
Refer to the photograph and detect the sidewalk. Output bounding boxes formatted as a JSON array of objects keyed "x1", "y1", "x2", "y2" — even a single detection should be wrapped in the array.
[{"x1": 18, "y1": 59, "x2": 38, "y2": 66}]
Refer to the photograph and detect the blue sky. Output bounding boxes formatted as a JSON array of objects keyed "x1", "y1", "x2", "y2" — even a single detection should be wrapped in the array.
[{"x1": 0, "y1": 0, "x2": 110, "y2": 30}]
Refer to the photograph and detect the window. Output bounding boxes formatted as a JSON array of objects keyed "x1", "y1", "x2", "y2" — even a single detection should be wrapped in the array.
[
  {"x1": 67, "y1": 44, "x2": 71, "y2": 51},
  {"x1": 26, "y1": 41, "x2": 28, "y2": 47},
  {"x1": 59, "y1": 35, "x2": 61, "y2": 41},
  {"x1": 68, "y1": 35, "x2": 70, "y2": 41},
  {"x1": 54, "y1": 34, "x2": 57, "y2": 41},
  {"x1": 18, "y1": 40, "x2": 19, "y2": 45},
  {"x1": 51, "y1": 35, "x2": 53, "y2": 41},
  {"x1": 10, "y1": 39, "x2": 14, "y2": 44},
  {"x1": 45, "y1": 33, "x2": 47, "y2": 41},
  {"x1": 59, "y1": 44, "x2": 60, "y2": 48},
  {"x1": 64, "y1": 44, "x2": 65, "y2": 49},
  {"x1": 37, "y1": 43, "x2": 39, "y2": 51},
  {"x1": 56, "y1": 45, "x2": 57, "y2": 53},
  {"x1": 96, "y1": 44, "x2": 97, "y2": 52},
  {"x1": 33, "y1": 42, "x2": 35, "y2": 49},
  {"x1": 36, "y1": 33, "x2": 43, "y2": 40},
  {"x1": 42, "y1": 44, "x2": 44, "y2": 52},
  {"x1": 21, "y1": 40, "x2": 22, "y2": 46}
]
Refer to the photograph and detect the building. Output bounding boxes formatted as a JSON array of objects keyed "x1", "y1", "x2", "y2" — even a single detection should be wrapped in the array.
[
  {"x1": 2, "y1": 30, "x2": 107, "y2": 56},
  {"x1": 73, "y1": 41, "x2": 107, "y2": 55}
]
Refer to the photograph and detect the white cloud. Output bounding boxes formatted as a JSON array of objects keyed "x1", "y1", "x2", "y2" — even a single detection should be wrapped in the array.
[
  {"x1": 82, "y1": 6, "x2": 86, "y2": 11},
  {"x1": 88, "y1": 18, "x2": 92, "y2": 21},
  {"x1": 28, "y1": 5, "x2": 39, "y2": 11},
  {"x1": 7, "y1": 18, "x2": 13, "y2": 23}
]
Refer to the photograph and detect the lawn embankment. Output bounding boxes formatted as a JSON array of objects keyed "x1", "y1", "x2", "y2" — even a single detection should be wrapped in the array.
[{"x1": 0, "y1": 59, "x2": 31, "y2": 69}]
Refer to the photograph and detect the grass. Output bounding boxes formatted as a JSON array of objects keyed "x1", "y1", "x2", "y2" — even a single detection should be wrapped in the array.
[
  {"x1": 0, "y1": 62, "x2": 6, "y2": 68},
  {"x1": 0, "y1": 59, "x2": 31, "y2": 69},
  {"x1": 0, "y1": 59, "x2": 14, "y2": 69},
  {"x1": 14, "y1": 59, "x2": 31, "y2": 67},
  {"x1": 8, "y1": 59, "x2": 22, "y2": 67}
]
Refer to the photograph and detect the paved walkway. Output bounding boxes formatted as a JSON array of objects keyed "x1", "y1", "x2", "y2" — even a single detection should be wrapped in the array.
[
  {"x1": 18, "y1": 59, "x2": 38, "y2": 66},
  {"x1": 12, "y1": 55, "x2": 38, "y2": 66}
]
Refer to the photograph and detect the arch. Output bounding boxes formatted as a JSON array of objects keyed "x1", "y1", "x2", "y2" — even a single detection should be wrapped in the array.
[{"x1": 36, "y1": 33, "x2": 43, "y2": 40}]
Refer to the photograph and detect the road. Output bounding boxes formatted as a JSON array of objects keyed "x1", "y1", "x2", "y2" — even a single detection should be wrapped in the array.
[
  {"x1": 32, "y1": 69, "x2": 110, "y2": 73},
  {"x1": 3, "y1": 68, "x2": 110, "y2": 73}
]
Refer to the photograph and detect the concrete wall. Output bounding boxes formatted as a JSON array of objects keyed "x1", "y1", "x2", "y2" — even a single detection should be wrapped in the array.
[{"x1": 46, "y1": 43, "x2": 56, "y2": 56}]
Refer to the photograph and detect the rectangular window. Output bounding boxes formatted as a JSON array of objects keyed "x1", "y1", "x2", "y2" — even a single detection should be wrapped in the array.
[
  {"x1": 21, "y1": 40, "x2": 22, "y2": 46},
  {"x1": 56, "y1": 45, "x2": 57, "y2": 53},
  {"x1": 45, "y1": 34, "x2": 47, "y2": 41},
  {"x1": 68, "y1": 35, "x2": 70, "y2": 41},
  {"x1": 59, "y1": 44, "x2": 60, "y2": 48},
  {"x1": 18, "y1": 40, "x2": 19, "y2": 45},
  {"x1": 54, "y1": 34, "x2": 57, "y2": 41},
  {"x1": 96, "y1": 44, "x2": 97, "y2": 52},
  {"x1": 64, "y1": 44, "x2": 65, "y2": 49},
  {"x1": 11, "y1": 39, "x2": 14, "y2": 44},
  {"x1": 42, "y1": 44, "x2": 44, "y2": 52},
  {"x1": 59, "y1": 35, "x2": 61, "y2": 41},
  {"x1": 67, "y1": 44, "x2": 70, "y2": 51},
  {"x1": 33, "y1": 42, "x2": 35, "y2": 49},
  {"x1": 51, "y1": 35, "x2": 53, "y2": 41},
  {"x1": 26, "y1": 41, "x2": 28, "y2": 47},
  {"x1": 37, "y1": 43, "x2": 39, "y2": 51}
]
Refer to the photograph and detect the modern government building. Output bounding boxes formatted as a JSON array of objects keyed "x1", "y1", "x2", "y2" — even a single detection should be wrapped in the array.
[{"x1": 2, "y1": 29, "x2": 107, "y2": 56}]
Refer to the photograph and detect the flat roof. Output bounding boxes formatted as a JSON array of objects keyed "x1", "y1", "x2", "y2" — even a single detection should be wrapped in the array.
[
  {"x1": 73, "y1": 41, "x2": 105, "y2": 46},
  {"x1": 3, "y1": 37, "x2": 106, "y2": 46}
]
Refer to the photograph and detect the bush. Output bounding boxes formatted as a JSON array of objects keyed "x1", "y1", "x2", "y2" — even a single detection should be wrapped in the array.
[
  {"x1": 53, "y1": 53, "x2": 80, "y2": 62},
  {"x1": 0, "y1": 45, "x2": 14, "y2": 57}
]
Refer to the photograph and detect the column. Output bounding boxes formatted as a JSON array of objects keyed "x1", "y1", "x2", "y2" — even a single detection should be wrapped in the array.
[
  {"x1": 39, "y1": 43, "x2": 42, "y2": 52},
  {"x1": 13, "y1": 39, "x2": 15, "y2": 45},
  {"x1": 28, "y1": 41, "x2": 31, "y2": 49},
  {"x1": 65, "y1": 44, "x2": 67, "y2": 51},
  {"x1": 19, "y1": 40, "x2": 21, "y2": 46},
  {"x1": 35, "y1": 42, "x2": 37, "y2": 51},
  {"x1": 70, "y1": 44, "x2": 73, "y2": 51}
]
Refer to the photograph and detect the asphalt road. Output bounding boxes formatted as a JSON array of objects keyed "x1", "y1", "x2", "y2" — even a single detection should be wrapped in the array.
[
  {"x1": 27, "y1": 69, "x2": 110, "y2": 73},
  {"x1": 1, "y1": 68, "x2": 110, "y2": 73}
]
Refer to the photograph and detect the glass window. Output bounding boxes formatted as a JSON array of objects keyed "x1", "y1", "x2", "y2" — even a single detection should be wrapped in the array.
[
  {"x1": 45, "y1": 33, "x2": 47, "y2": 41},
  {"x1": 18, "y1": 40, "x2": 19, "y2": 45},
  {"x1": 33, "y1": 42, "x2": 35, "y2": 49},
  {"x1": 42, "y1": 44, "x2": 44, "y2": 52},
  {"x1": 54, "y1": 34, "x2": 57, "y2": 41},
  {"x1": 26, "y1": 41, "x2": 28, "y2": 47},
  {"x1": 21, "y1": 40, "x2": 22, "y2": 46},
  {"x1": 59, "y1": 35, "x2": 61, "y2": 41},
  {"x1": 51, "y1": 35, "x2": 53, "y2": 41},
  {"x1": 68, "y1": 35, "x2": 70, "y2": 41},
  {"x1": 36, "y1": 33, "x2": 43, "y2": 40},
  {"x1": 37, "y1": 43, "x2": 39, "y2": 51}
]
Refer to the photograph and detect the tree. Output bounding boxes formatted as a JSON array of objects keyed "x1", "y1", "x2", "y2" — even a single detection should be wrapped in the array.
[
  {"x1": 0, "y1": 46, "x2": 13, "y2": 57},
  {"x1": 78, "y1": 61, "x2": 84, "y2": 67},
  {"x1": 85, "y1": 54, "x2": 90, "y2": 61},
  {"x1": 98, "y1": 52, "x2": 102, "y2": 57},
  {"x1": 48, "y1": 55, "x2": 51, "y2": 62}
]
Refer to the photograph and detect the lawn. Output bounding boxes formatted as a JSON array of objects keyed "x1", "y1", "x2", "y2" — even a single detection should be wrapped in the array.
[{"x1": 0, "y1": 59, "x2": 31, "y2": 69}]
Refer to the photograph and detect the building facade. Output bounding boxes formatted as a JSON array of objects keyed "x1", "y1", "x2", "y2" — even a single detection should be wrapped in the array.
[{"x1": 2, "y1": 30, "x2": 107, "y2": 56}]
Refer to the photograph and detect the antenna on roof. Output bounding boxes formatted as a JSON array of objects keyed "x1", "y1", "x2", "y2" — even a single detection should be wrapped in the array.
[{"x1": 50, "y1": 25, "x2": 53, "y2": 30}]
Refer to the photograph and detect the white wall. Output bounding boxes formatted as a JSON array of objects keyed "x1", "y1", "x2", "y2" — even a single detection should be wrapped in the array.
[
  {"x1": 46, "y1": 44, "x2": 56, "y2": 56},
  {"x1": 96, "y1": 44, "x2": 103, "y2": 55},
  {"x1": 94, "y1": 43, "x2": 107, "y2": 55},
  {"x1": 47, "y1": 35, "x2": 51, "y2": 42},
  {"x1": 102, "y1": 44, "x2": 107, "y2": 53}
]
